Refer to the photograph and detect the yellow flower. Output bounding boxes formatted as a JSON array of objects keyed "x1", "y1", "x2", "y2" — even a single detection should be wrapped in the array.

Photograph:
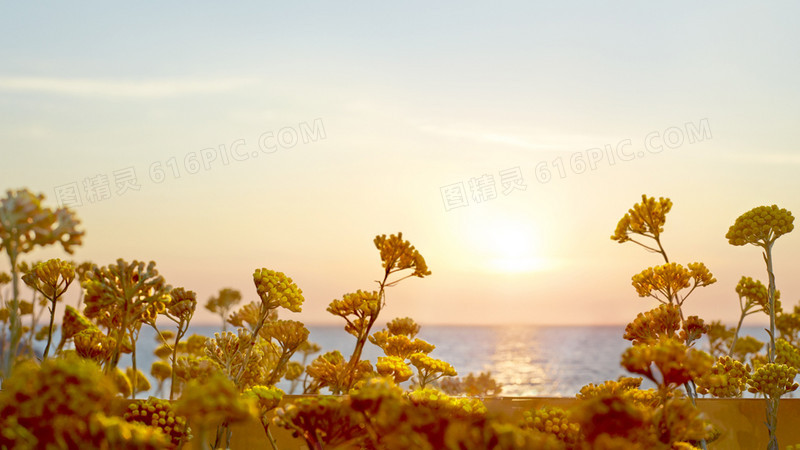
[
  {"x1": 736, "y1": 276, "x2": 781, "y2": 315},
  {"x1": 409, "y1": 353, "x2": 457, "y2": 388},
  {"x1": 776, "y1": 338, "x2": 800, "y2": 370},
  {"x1": 376, "y1": 356, "x2": 414, "y2": 383},
  {"x1": 726, "y1": 205, "x2": 794, "y2": 247},
  {"x1": 679, "y1": 315, "x2": 709, "y2": 346},
  {"x1": 89, "y1": 413, "x2": 172, "y2": 449},
  {"x1": 0, "y1": 189, "x2": 84, "y2": 255},
  {"x1": 611, "y1": 194, "x2": 673, "y2": 243},
  {"x1": 21, "y1": 258, "x2": 75, "y2": 300},
  {"x1": 243, "y1": 385, "x2": 285, "y2": 428},
  {"x1": 623, "y1": 304, "x2": 682, "y2": 345},
  {"x1": 327, "y1": 290, "x2": 380, "y2": 337},
  {"x1": 407, "y1": 388, "x2": 487, "y2": 420},
  {"x1": 123, "y1": 397, "x2": 190, "y2": 448},
  {"x1": 440, "y1": 371, "x2": 503, "y2": 397},
  {"x1": 73, "y1": 327, "x2": 115, "y2": 364},
  {"x1": 374, "y1": 232, "x2": 431, "y2": 278},
  {"x1": 0, "y1": 356, "x2": 117, "y2": 448},
  {"x1": 126, "y1": 367, "x2": 152, "y2": 394},
  {"x1": 261, "y1": 319, "x2": 310, "y2": 354},
  {"x1": 370, "y1": 331, "x2": 435, "y2": 359},
  {"x1": 174, "y1": 372, "x2": 257, "y2": 430},
  {"x1": 520, "y1": 406, "x2": 581, "y2": 446},
  {"x1": 386, "y1": 316, "x2": 421, "y2": 338},
  {"x1": 571, "y1": 393, "x2": 652, "y2": 447},
  {"x1": 695, "y1": 356, "x2": 751, "y2": 398},
  {"x1": 60, "y1": 305, "x2": 93, "y2": 342},
  {"x1": 731, "y1": 335, "x2": 764, "y2": 362},
  {"x1": 747, "y1": 363, "x2": 799, "y2": 398},
  {"x1": 284, "y1": 361, "x2": 304, "y2": 381},
  {"x1": 252, "y1": 268, "x2": 304, "y2": 312},
  {"x1": 621, "y1": 338, "x2": 713, "y2": 388},
  {"x1": 273, "y1": 396, "x2": 366, "y2": 448},
  {"x1": 632, "y1": 263, "x2": 691, "y2": 301},
  {"x1": 651, "y1": 397, "x2": 714, "y2": 445},
  {"x1": 151, "y1": 360, "x2": 172, "y2": 383},
  {"x1": 166, "y1": 287, "x2": 197, "y2": 321},
  {"x1": 228, "y1": 300, "x2": 277, "y2": 330}
]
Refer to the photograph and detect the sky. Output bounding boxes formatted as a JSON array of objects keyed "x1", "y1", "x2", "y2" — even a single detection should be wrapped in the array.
[{"x1": 1, "y1": 2, "x2": 799, "y2": 327}]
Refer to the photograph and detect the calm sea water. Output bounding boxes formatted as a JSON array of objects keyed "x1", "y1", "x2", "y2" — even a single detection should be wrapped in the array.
[{"x1": 44, "y1": 324, "x2": 769, "y2": 398}]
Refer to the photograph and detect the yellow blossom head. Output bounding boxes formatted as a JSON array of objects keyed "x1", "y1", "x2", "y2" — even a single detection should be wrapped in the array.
[
  {"x1": 252, "y1": 268, "x2": 304, "y2": 312},
  {"x1": 376, "y1": 356, "x2": 414, "y2": 383},
  {"x1": 374, "y1": 232, "x2": 431, "y2": 278},
  {"x1": 175, "y1": 372, "x2": 257, "y2": 429},
  {"x1": 747, "y1": 363, "x2": 799, "y2": 398},
  {"x1": 611, "y1": 194, "x2": 672, "y2": 243},
  {"x1": 21, "y1": 258, "x2": 75, "y2": 300},
  {"x1": 695, "y1": 356, "x2": 751, "y2": 398},
  {"x1": 386, "y1": 316, "x2": 421, "y2": 338},
  {"x1": 726, "y1": 205, "x2": 794, "y2": 247},
  {"x1": 736, "y1": 276, "x2": 781, "y2": 315}
]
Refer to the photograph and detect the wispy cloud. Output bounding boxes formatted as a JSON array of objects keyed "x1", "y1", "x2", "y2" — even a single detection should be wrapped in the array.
[
  {"x1": 417, "y1": 124, "x2": 601, "y2": 152},
  {"x1": 0, "y1": 76, "x2": 255, "y2": 98},
  {"x1": 722, "y1": 151, "x2": 800, "y2": 166}
]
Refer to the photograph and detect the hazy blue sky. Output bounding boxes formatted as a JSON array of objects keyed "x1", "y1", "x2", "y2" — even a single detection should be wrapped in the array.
[{"x1": 2, "y1": 2, "x2": 799, "y2": 326}]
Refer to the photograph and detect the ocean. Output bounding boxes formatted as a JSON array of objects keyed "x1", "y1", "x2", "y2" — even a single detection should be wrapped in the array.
[{"x1": 43, "y1": 324, "x2": 771, "y2": 399}]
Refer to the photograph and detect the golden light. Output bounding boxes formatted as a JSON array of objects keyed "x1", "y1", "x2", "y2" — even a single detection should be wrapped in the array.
[{"x1": 464, "y1": 215, "x2": 548, "y2": 273}]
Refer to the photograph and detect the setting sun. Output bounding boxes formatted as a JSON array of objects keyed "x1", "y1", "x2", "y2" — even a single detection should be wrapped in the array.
[{"x1": 465, "y1": 216, "x2": 548, "y2": 273}]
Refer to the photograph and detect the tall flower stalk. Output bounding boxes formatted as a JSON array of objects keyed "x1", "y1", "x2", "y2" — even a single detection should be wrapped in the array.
[
  {"x1": 0, "y1": 189, "x2": 83, "y2": 376},
  {"x1": 82, "y1": 259, "x2": 171, "y2": 398},
  {"x1": 726, "y1": 204, "x2": 794, "y2": 450},
  {"x1": 612, "y1": 195, "x2": 716, "y2": 449},
  {"x1": 21, "y1": 259, "x2": 75, "y2": 359}
]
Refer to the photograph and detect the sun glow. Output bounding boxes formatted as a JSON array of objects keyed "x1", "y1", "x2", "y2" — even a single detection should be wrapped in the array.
[{"x1": 465, "y1": 216, "x2": 548, "y2": 273}]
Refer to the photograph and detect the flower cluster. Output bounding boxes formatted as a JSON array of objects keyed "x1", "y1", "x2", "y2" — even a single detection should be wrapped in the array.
[
  {"x1": 747, "y1": 363, "x2": 799, "y2": 398},
  {"x1": 520, "y1": 406, "x2": 581, "y2": 446},
  {"x1": 623, "y1": 304, "x2": 682, "y2": 345},
  {"x1": 327, "y1": 290, "x2": 380, "y2": 337},
  {"x1": 243, "y1": 385, "x2": 285, "y2": 428},
  {"x1": 123, "y1": 397, "x2": 190, "y2": 448},
  {"x1": 409, "y1": 353, "x2": 457, "y2": 388},
  {"x1": 440, "y1": 371, "x2": 503, "y2": 397},
  {"x1": 21, "y1": 258, "x2": 75, "y2": 300},
  {"x1": 273, "y1": 396, "x2": 364, "y2": 448},
  {"x1": 775, "y1": 338, "x2": 800, "y2": 369},
  {"x1": 0, "y1": 189, "x2": 84, "y2": 256},
  {"x1": 726, "y1": 205, "x2": 794, "y2": 247},
  {"x1": 622, "y1": 338, "x2": 713, "y2": 388},
  {"x1": 386, "y1": 316, "x2": 421, "y2": 338},
  {"x1": 730, "y1": 335, "x2": 764, "y2": 363},
  {"x1": 611, "y1": 194, "x2": 673, "y2": 244},
  {"x1": 631, "y1": 262, "x2": 715, "y2": 303},
  {"x1": 571, "y1": 393, "x2": 651, "y2": 448},
  {"x1": 376, "y1": 356, "x2": 414, "y2": 383},
  {"x1": 695, "y1": 356, "x2": 751, "y2": 398},
  {"x1": 737, "y1": 276, "x2": 782, "y2": 316},
  {"x1": 228, "y1": 301, "x2": 276, "y2": 330},
  {"x1": 0, "y1": 356, "x2": 117, "y2": 448},
  {"x1": 174, "y1": 373, "x2": 256, "y2": 430},
  {"x1": 252, "y1": 268, "x2": 304, "y2": 312},
  {"x1": 374, "y1": 232, "x2": 431, "y2": 279}
]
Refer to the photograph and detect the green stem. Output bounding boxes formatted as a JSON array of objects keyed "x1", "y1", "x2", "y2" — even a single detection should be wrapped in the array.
[
  {"x1": 3, "y1": 250, "x2": 20, "y2": 376},
  {"x1": 343, "y1": 272, "x2": 390, "y2": 391},
  {"x1": 42, "y1": 302, "x2": 57, "y2": 359},
  {"x1": 766, "y1": 396, "x2": 779, "y2": 450},
  {"x1": 728, "y1": 311, "x2": 747, "y2": 358},
  {"x1": 765, "y1": 243, "x2": 777, "y2": 363},
  {"x1": 266, "y1": 426, "x2": 280, "y2": 450}
]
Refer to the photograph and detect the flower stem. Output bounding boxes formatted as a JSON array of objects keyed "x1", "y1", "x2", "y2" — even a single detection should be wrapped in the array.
[{"x1": 42, "y1": 303, "x2": 57, "y2": 359}]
